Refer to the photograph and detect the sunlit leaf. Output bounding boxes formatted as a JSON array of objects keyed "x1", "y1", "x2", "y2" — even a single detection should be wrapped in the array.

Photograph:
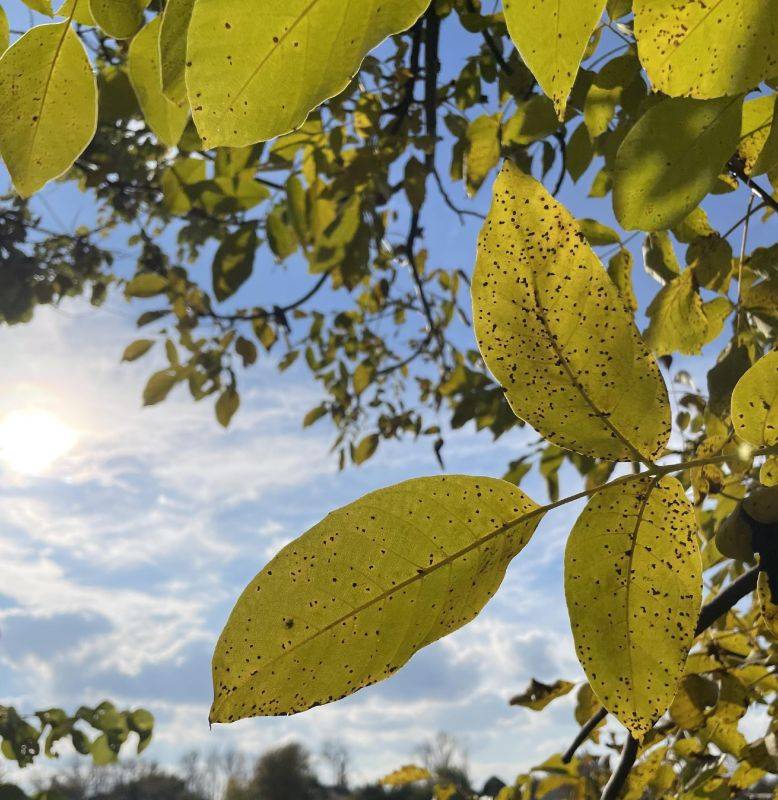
[
  {"x1": 503, "y1": 0, "x2": 607, "y2": 118},
  {"x1": 731, "y1": 349, "x2": 778, "y2": 447},
  {"x1": 565, "y1": 475, "x2": 702, "y2": 738},
  {"x1": 510, "y1": 678, "x2": 575, "y2": 711},
  {"x1": 473, "y1": 162, "x2": 671, "y2": 463},
  {"x1": 633, "y1": 0, "x2": 778, "y2": 99},
  {"x1": 381, "y1": 766, "x2": 431, "y2": 787},
  {"x1": 212, "y1": 223, "x2": 257, "y2": 302},
  {"x1": 614, "y1": 96, "x2": 742, "y2": 231},
  {"x1": 128, "y1": 17, "x2": 188, "y2": 147},
  {"x1": 89, "y1": 0, "x2": 150, "y2": 38},
  {"x1": 211, "y1": 475, "x2": 543, "y2": 721},
  {"x1": 186, "y1": 0, "x2": 431, "y2": 147},
  {"x1": 0, "y1": 21, "x2": 97, "y2": 197},
  {"x1": 159, "y1": 0, "x2": 194, "y2": 104}
]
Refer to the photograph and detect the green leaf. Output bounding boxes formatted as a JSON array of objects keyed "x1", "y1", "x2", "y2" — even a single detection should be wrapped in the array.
[
  {"x1": 613, "y1": 96, "x2": 742, "y2": 231},
  {"x1": 89, "y1": 0, "x2": 150, "y2": 39},
  {"x1": 644, "y1": 270, "x2": 732, "y2": 356},
  {"x1": 159, "y1": 0, "x2": 194, "y2": 104},
  {"x1": 465, "y1": 115, "x2": 501, "y2": 196},
  {"x1": 404, "y1": 156, "x2": 427, "y2": 212},
  {"x1": 738, "y1": 93, "x2": 777, "y2": 175},
  {"x1": 510, "y1": 678, "x2": 575, "y2": 711},
  {"x1": 143, "y1": 369, "x2": 178, "y2": 406},
  {"x1": 503, "y1": 0, "x2": 607, "y2": 118},
  {"x1": 642, "y1": 232, "x2": 681, "y2": 285},
  {"x1": 0, "y1": 21, "x2": 97, "y2": 197},
  {"x1": 578, "y1": 218, "x2": 621, "y2": 246},
  {"x1": 0, "y1": 6, "x2": 9, "y2": 52},
  {"x1": 210, "y1": 475, "x2": 543, "y2": 721},
  {"x1": 22, "y1": 0, "x2": 52, "y2": 14},
  {"x1": 633, "y1": 0, "x2": 778, "y2": 99},
  {"x1": 55, "y1": 0, "x2": 94, "y2": 25},
  {"x1": 502, "y1": 95, "x2": 559, "y2": 146},
  {"x1": 731, "y1": 349, "x2": 778, "y2": 447},
  {"x1": 473, "y1": 162, "x2": 671, "y2": 463},
  {"x1": 608, "y1": 248, "x2": 638, "y2": 313},
  {"x1": 186, "y1": 0, "x2": 431, "y2": 147},
  {"x1": 215, "y1": 387, "x2": 240, "y2": 428},
  {"x1": 212, "y1": 223, "x2": 257, "y2": 302},
  {"x1": 128, "y1": 17, "x2": 188, "y2": 147},
  {"x1": 121, "y1": 339, "x2": 154, "y2": 362},
  {"x1": 565, "y1": 474, "x2": 702, "y2": 738},
  {"x1": 125, "y1": 272, "x2": 168, "y2": 298}
]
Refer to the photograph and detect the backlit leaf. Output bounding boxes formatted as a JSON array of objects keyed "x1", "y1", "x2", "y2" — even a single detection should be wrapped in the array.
[
  {"x1": 510, "y1": 678, "x2": 575, "y2": 711},
  {"x1": 212, "y1": 223, "x2": 257, "y2": 302},
  {"x1": 128, "y1": 17, "x2": 188, "y2": 147},
  {"x1": 0, "y1": 6, "x2": 10, "y2": 51},
  {"x1": 211, "y1": 475, "x2": 543, "y2": 721},
  {"x1": 633, "y1": 0, "x2": 778, "y2": 99},
  {"x1": 503, "y1": 0, "x2": 607, "y2": 118},
  {"x1": 738, "y1": 94, "x2": 776, "y2": 175},
  {"x1": 186, "y1": 0, "x2": 431, "y2": 147},
  {"x1": 89, "y1": 0, "x2": 150, "y2": 39},
  {"x1": 614, "y1": 96, "x2": 742, "y2": 231},
  {"x1": 565, "y1": 475, "x2": 702, "y2": 737},
  {"x1": 0, "y1": 21, "x2": 97, "y2": 197},
  {"x1": 159, "y1": 0, "x2": 194, "y2": 104},
  {"x1": 473, "y1": 162, "x2": 671, "y2": 463},
  {"x1": 731, "y1": 349, "x2": 778, "y2": 447},
  {"x1": 465, "y1": 114, "x2": 500, "y2": 196}
]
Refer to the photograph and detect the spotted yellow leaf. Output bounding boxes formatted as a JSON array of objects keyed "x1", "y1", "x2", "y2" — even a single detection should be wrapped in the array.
[
  {"x1": 211, "y1": 475, "x2": 543, "y2": 722},
  {"x1": 565, "y1": 475, "x2": 702, "y2": 738},
  {"x1": 159, "y1": 0, "x2": 194, "y2": 105},
  {"x1": 634, "y1": 0, "x2": 778, "y2": 99},
  {"x1": 0, "y1": 21, "x2": 97, "y2": 197},
  {"x1": 186, "y1": 0, "x2": 431, "y2": 147},
  {"x1": 473, "y1": 162, "x2": 671, "y2": 463},
  {"x1": 731, "y1": 349, "x2": 778, "y2": 448}
]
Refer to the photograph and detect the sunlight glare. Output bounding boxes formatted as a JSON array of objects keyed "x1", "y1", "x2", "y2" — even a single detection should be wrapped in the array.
[{"x1": 0, "y1": 409, "x2": 78, "y2": 475}]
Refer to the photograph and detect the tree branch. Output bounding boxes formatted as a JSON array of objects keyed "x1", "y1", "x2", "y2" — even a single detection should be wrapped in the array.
[
  {"x1": 728, "y1": 157, "x2": 778, "y2": 215},
  {"x1": 386, "y1": 20, "x2": 424, "y2": 135},
  {"x1": 600, "y1": 735, "x2": 639, "y2": 800}
]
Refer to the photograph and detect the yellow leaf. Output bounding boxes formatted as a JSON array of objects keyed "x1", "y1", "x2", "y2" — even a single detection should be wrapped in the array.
[
  {"x1": 159, "y1": 0, "x2": 194, "y2": 104},
  {"x1": 614, "y1": 96, "x2": 743, "y2": 231},
  {"x1": 634, "y1": 0, "x2": 778, "y2": 99},
  {"x1": 186, "y1": 0, "x2": 431, "y2": 147},
  {"x1": 510, "y1": 678, "x2": 575, "y2": 711},
  {"x1": 55, "y1": 0, "x2": 94, "y2": 25},
  {"x1": 381, "y1": 766, "x2": 431, "y2": 787},
  {"x1": 757, "y1": 570, "x2": 778, "y2": 638},
  {"x1": 210, "y1": 475, "x2": 543, "y2": 721},
  {"x1": 128, "y1": 17, "x2": 189, "y2": 147},
  {"x1": 472, "y1": 162, "x2": 671, "y2": 463},
  {"x1": 565, "y1": 475, "x2": 702, "y2": 738},
  {"x1": 738, "y1": 94, "x2": 776, "y2": 175},
  {"x1": 0, "y1": 22, "x2": 97, "y2": 197},
  {"x1": 465, "y1": 114, "x2": 501, "y2": 196},
  {"x1": 89, "y1": 0, "x2": 150, "y2": 39},
  {"x1": 503, "y1": 0, "x2": 606, "y2": 118},
  {"x1": 731, "y1": 349, "x2": 778, "y2": 447}
]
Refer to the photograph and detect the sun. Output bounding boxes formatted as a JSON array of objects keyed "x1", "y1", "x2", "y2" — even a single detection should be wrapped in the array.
[{"x1": 0, "y1": 409, "x2": 78, "y2": 475}]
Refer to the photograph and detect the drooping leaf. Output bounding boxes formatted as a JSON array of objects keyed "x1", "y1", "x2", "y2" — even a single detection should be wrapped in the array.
[
  {"x1": 186, "y1": 0, "x2": 431, "y2": 147},
  {"x1": 215, "y1": 387, "x2": 240, "y2": 428},
  {"x1": 465, "y1": 114, "x2": 501, "y2": 196},
  {"x1": 731, "y1": 349, "x2": 778, "y2": 447},
  {"x1": 613, "y1": 96, "x2": 742, "y2": 231},
  {"x1": 633, "y1": 0, "x2": 778, "y2": 99},
  {"x1": 510, "y1": 678, "x2": 575, "y2": 711},
  {"x1": 210, "y1": 475, "x2": 543, "y2": 721},
  {"x1": 89, "y1": 0, "x2": 150, "y2": 38},
  {"x1": 608, "y1": 248, "x2": 638, "y2": 313},
  {"x1": 212, "y1": 223, "x2": 257, "y2": 302},
  {"x1": 0, "y1": 21, "x2": 97, "y2": 197},
  {"x1": 503, "y1": 0, "x2": 607, "y2": 118},
  {"x1": 121, "y1": 339, "x2": 155, "y2": 362},
  {"x1": 128, "y1": 16, "x2": 188, "y2": 147},
  {"x1": 565, "y1": 474, "x2": 702, "y2": 738},
  {"x1": 142, "y1": 369, "x2": 178, "y2": 406},
  {"x1": 159, "y1": 0, "x2": 195, "y2": 104},
  {"x1": 472, "y1": 162, "x2": 671, "y2": 463}
]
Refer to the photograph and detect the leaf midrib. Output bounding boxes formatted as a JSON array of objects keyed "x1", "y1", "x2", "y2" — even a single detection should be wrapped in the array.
[{"x1": 211, "y1": 500, "x2": 541, "y2": 717}]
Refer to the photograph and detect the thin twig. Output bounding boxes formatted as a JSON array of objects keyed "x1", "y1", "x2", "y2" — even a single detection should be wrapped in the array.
[
  {"x1": 600, "y1": 736, "x2": 639, "y2": 800},
  {"x1": 728, "y1": 157, "x2": 778, "y2": 215}
]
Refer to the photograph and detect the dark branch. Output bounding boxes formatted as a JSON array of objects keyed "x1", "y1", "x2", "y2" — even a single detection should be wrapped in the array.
[
  {"x1": 728, "y1": 157, "x2": 778, "y2": 215},
  {"x1": 386, "y1": 20, "x2": 423, "y2": 135},
  {"x1": 600, "y1": 735, "x2": 639, "y2": 800},
  {"x1": 561, "y1": 707, "x2": 607, "y2": 763},
  {"x1": 465, "y1": 0, "x2": 513, "y2": 75},
  {"x1": 552, "y1": 129, "x2": 567, "y2": 196}
]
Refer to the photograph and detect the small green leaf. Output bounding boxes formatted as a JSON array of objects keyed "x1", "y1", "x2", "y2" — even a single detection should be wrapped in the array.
[
  {"x1": 0, "y1": 21, "x2": 97, "y2": 197},
  {"x1": 578, "y1": 218, "x2": 621, "y2": 246},
  {"x1": 89, "y1": 0, "x2": 150, "y2": 38},
  {"x1": 731, "y1": 349, "x2": 778, "y2": 447},
  {"x1": 465, "y1": 114, "x2": 501, "y2": 197},
  {"x1": 215, "y1": 387, "x2": 240, "y2": 428},
  {"x1": 211, "y1": 475, "x2": 543, "y2": 721},
  {"x1": 212, "y1": 223, "x2": 257, "y2": 302},
  {"x1": 565, "y1": 474, "x2": 702, "y2": 738},
  {"x1": 121, "y1": 339, "x2": 154, "y2": 362},
  {"x1": 143, "y1": 369, "x2": 178, "y2": 406},
  {"x1": 503, "y1": 0, "x2": 607, "y2": 118},
  {"x1": 353, "y1": 433, "x2": 379, "y2": 465},
  {"x1": 128, "y1": 16, "x2": 188, "y2": 147},
  {"x1": 614, "y1": 96, "x2": 742, "y2": 231},
  {"x1": 634, "y1": 0, "x2": 778, "y2": 99},
  {"x1": 473, "y1": 162, "x2": 671, "y2": 463},
  {"x1": 404, "y1": 156, "x2": 427, "y2": 211}
]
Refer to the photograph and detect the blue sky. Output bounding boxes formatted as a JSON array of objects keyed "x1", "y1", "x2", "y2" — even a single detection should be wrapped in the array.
[{"x1": 1, "y1": 0, "x2": 776, "y2": 789}]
